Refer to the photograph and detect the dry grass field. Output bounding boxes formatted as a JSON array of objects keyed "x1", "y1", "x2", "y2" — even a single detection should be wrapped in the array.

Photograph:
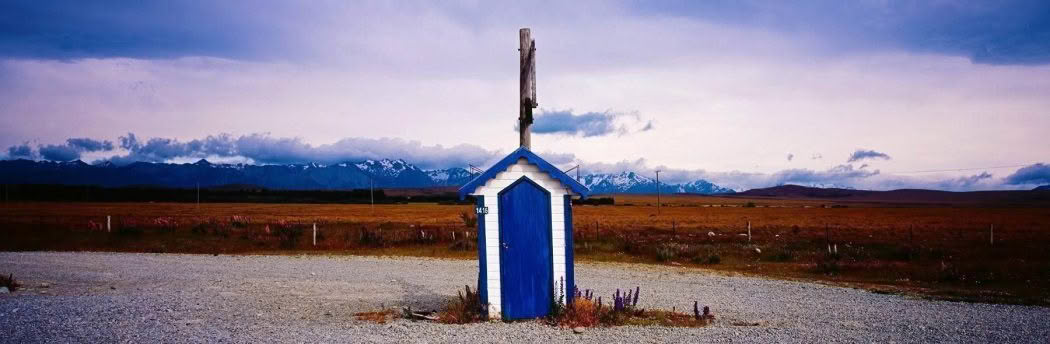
[{"x1": 2, "y1": 194, "x2": 1049, "y2": 305}]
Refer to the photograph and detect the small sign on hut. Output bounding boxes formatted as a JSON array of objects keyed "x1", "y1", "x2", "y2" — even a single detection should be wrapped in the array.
[{"x1": 457, "y1": 28, "x2": 590, "y2": 320}]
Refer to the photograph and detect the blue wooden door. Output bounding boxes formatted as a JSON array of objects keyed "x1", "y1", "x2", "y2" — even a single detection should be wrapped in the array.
[{"x1": 498, "y1": 177, "x2": 553, "y2": 320}]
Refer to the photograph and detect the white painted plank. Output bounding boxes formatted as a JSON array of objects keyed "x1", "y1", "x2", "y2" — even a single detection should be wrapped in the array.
[{"x1": 507, "y1": 164, "x2": 540, "y2": 172}]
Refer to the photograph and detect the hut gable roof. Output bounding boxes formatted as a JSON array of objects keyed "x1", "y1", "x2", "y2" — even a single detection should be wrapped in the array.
[{"x1": 458, "y1": 147, "x2": 590, "y2": 200}]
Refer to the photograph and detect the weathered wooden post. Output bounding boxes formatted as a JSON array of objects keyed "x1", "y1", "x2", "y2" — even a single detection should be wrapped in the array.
[
  {"x1": 313, "y1": 223, "x2": 317, "y2": 246},
  {"x1": 519, "y1": 28, "x2": 537, "y2": 149},
  {"x1": 747, "y1": 221, "x2": 752, "y2": 243},
  {"x1": 107, "y1": 215, "x2": 111, "y2": 233},
  {"x1": 989, "y1": 224, "x2": 994, "y2": 246}
]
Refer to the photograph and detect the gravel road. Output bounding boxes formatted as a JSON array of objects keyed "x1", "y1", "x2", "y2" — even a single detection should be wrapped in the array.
[{"x1": 1, "y1": 252, "x2": 1047, "y2": 343}]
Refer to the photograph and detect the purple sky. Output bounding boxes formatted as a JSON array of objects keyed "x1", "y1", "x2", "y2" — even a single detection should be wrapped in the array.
[{"x1": 2, "y1": 1, "x2": 1049, "y2": 191}]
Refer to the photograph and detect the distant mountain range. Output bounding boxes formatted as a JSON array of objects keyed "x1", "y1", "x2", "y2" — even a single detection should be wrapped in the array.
[
  {"x1": 735, "y1": 184, "x2": 1050, "y2": 205},
  {"x1": 579, "y1": 171, "x2": 733, "y2": 194},
  {"x1": 0, "y1": 159, "x2": 732, "y2": 194}
]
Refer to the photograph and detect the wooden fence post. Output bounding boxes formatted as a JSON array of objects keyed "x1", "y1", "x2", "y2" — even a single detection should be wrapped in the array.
[
  {"x1": 990, "y1": 224, "x2": 994, "y2": 246},
  {"x1": 107, "y1": 215, "x2": 111, "y2": 233},
  {"x1": 747, "y1": 221, "x2": 752, "y2": 243},
  {"x1": 313, "y1": 223, "x2": 317, "y2": 246}
]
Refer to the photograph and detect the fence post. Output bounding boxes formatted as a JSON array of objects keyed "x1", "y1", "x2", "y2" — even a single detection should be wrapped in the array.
[
  {"x1": 107, "y1": 215, "x2": 111, "y2": 233},
  {"x1": 990, "y1": 224, "x2": 994, "y2": 246},
  {"x1": 313, "y1": 223, "x2": 317, "y2": 246},
  {"x1": 747, "y1": 221, "x2": 751, "y2": 243}
]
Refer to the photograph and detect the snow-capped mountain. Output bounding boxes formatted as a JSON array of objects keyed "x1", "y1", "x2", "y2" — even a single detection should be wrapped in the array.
[
  {"x1": 426, "y1": 167, "x2": 474, "y2": 186},
  {"x1": 352, "y1": 159, "x2": 434, "y2": 187},
  {"x1": 0, "y1": 158, "x2": 732, "y2": 194},
  {"x1": 580, "y1": 171, "x2": 733, "y2": 194}
]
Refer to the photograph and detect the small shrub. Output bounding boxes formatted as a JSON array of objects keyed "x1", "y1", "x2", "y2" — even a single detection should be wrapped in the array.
[
  {"x1": 359, "y1": 228, "x2": 386, "y2": 247},
  {"x1": 437, "y1": 285, "x2": 486, "y2": 324},
  {"x1": 814, "y1": 256, "x2": 841, "y2": 275},
  {"x1": 273, "y1": 224, "x2": 303, "y2": 249},
  {"x1": 691, "y1": 251, "x2": 721, "y2": 265},
  {"x1": 191, "y1": 222, "x2": 209, "y2": 235},
  {"x1": 1, "y1": 273, "x2": 20, "y2": 291},
  {"x1": 656, "y1": 246, "x2": 677, "y2": 262},
  {"x1": 938, "y1": 260, "x2": 963, "y2": 283},
  {"x1": 460, "y1": 212, "x2": 477, "y2": 228},
  {"x1": 744, "y1": 202, "x2": 756, "y2": 208},
  {"x1": 230, "y1": 215, "x2": 250, "y2": 228},
  {"x1": 561, "y1": 298, "x2": 601, "y2": 327},
  {"x1": 449, "y1": 238, "x2": 476, "y2": 251},
  {"x1": 767, "y1": 249, "x2": 795, "y2": 262},
  {"x1": 114, "y1": 226, "x2": 143, "y2": 237}
]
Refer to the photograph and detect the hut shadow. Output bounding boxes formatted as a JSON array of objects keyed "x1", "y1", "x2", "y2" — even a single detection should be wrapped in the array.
[{"x1": 395, "y1": 279, "x2": 455, "y2": 312}]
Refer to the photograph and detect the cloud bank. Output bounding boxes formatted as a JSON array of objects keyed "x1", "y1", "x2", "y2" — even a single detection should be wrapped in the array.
[
  {"x1": 3, "y1": 134, "x2": 1045, "y2": 191},
  {"x1": 5, "y1": 133, "x2": 501, "y2": 170},
  {"x1": 575, "y1": 158, "x2": 1041, "y2": 192},
  {"x1": 1004, "y1": 163, "x2": 1050, "y2": 186},
  {"x1": 6, "y1": 138, "x2": 116, "y2": 161},
  {"x1": 527, "y1": 109, "x2": 653, "y2": 137}
]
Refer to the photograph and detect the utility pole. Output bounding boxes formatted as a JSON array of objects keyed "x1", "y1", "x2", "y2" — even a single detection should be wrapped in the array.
[
  {"x1": 519, "y1": 28, "x2": 537, "y2": 149},
  {"x1": 655, "y1": 170, "x2": 661, "y2": 215},
  {"x1": 370, "y1": 176, "x2": 375, "y2": 215}
]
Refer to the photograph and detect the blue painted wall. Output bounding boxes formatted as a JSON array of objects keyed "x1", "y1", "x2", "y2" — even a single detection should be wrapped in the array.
[{"x1": 497, "y1": 177, "x2": 553, "y2": 320}]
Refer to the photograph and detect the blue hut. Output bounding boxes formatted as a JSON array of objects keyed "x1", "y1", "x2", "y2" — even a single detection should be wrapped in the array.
[{"x1": 458, "y1": 147, "x2": 590, "y2": 320}]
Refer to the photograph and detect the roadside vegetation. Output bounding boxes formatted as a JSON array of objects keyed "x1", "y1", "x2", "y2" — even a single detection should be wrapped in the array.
[{"x1": 430, "y1": 283, "x2": 712, "y2": 328}]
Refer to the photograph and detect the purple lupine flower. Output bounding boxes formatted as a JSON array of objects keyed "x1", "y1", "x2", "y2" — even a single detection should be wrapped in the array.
[
  {"x1": 625, "y1": 289, "x2": 632, "y2": 308},
  {"x1": 693, "y1": 301, "x2": 700, "y2": 320},
  {"x1": 703, "y1": 306, "x2": 710, "y2": 318},
  {"x1": 597, "y1": 296, "x2": 602, "y2": 310},
  {"x1": 632, "y1": 286, "x2": 640, "y2": 307}
]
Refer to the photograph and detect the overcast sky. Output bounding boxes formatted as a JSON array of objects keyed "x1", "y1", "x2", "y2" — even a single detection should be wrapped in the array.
[{"x1": 2, "y1": 1, "x2": 1049, "y2": 191}]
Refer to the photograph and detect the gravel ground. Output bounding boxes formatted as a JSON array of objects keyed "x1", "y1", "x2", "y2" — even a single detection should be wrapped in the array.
[{"x1": 1, "y1": 252, "x2": 1047, "y2": 343}]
